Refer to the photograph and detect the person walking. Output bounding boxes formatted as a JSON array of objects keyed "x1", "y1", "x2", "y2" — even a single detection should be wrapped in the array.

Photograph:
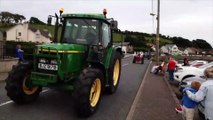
[
  {"x1": 167, "y1": 57, "x2": 176, "y2": 81},
  {"x1": 186, "y1": 67, "x2": 213, "y2": 120},
  {"x1": 15, "y1": 44, "x2": 24, "y2": 62}
]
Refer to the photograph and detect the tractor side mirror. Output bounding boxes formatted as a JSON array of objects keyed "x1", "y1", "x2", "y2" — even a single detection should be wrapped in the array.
[
  {"x1": 47, "y1": 15, "x2": 52, "y2": 25},
  {"x1": 110, "y1": 20, "x2": 118, "y2": 30}
]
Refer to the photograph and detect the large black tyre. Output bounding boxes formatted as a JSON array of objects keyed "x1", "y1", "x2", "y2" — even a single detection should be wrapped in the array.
[
  {"x1": 73, "y1": 68, "x2": 104, "y2": 117},
  {"x1": 5, "y1": 63, "x2": 42, "y2": 104},
  {"x1": 106, "y1": 52, "x2": 121, "y2": 94}
]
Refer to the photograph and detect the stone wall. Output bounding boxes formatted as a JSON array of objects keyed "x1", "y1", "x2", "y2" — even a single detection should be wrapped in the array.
[{"x1": 0, "y1": 58, "x2": 19, "y2": 73}]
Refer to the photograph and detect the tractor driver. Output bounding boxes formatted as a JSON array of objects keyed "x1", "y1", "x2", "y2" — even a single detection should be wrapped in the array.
[{"x1": 85, "y1": 27, "x2": 98, "y2": 45}]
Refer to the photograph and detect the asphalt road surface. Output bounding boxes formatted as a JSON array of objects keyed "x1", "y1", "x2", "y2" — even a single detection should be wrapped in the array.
[{"x1": 0, "y1": 56, "x2": 149, "y2": 120}]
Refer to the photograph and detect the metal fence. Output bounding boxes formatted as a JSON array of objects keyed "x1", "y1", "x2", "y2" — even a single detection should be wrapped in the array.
[
  {"x1": 0, "y1": 41, "x2": 6, "y2": 59},
  {"x1": 0, "y1": 41, "x2": 34, "y2": 60}
]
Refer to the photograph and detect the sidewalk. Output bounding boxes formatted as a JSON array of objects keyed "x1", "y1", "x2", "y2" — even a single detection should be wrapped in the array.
[
  {"x1": 0, "y1": 72, "x2": 8, "y2": 82},
  {"x1": 129, "y1": 63, "x2": 183, "y2": 120}
]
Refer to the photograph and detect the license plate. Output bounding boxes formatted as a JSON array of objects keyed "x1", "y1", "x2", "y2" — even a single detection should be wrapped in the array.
[{"x1": 38, "y1": 63, "x2": 58, "y2": 71}]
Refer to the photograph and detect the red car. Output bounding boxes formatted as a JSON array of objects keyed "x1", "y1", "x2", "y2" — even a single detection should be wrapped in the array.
[{"x1": 133, "y1": 52, "x2": 144, "y2": 64}]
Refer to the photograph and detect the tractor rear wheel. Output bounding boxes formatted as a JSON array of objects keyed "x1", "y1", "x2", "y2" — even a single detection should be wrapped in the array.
[
  {"x1": 106, "y1": 52, "x2": 121, "y2": 94},
  {"x1": 5, "y1": 63, "x2": 42, "y2": 104},
  {"x1": 73, "y1": 68, "x2": 104, "y2": 117}
]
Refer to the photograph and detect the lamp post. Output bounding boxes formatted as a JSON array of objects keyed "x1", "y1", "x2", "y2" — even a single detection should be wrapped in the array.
[
  {"x1": 156, "y1": 0, "x2": 160, "y2": 64},
  {"x1": 150, "y1": 0, "x2": 160, "y2": 64}
]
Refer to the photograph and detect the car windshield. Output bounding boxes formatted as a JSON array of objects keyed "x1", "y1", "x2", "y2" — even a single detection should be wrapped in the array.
[
  {"x1": 62, "y1": 18, "x2": 99, "y2": 45},
  {"x1": 198, "y1": 62, "x2": 213, "y2": 69}
]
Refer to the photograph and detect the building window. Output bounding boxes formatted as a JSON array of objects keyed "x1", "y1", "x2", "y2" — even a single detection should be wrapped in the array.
[
  {"x1": 18, "y1": 32, "x2": 21, "y2": 36},
  {"x1": 36, "y1": 33, "x2": 40, "y2": 39}
]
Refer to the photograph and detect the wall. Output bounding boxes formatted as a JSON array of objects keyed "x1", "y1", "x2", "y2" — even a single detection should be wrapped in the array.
[
  {"x1": 0, "y1": 58, "x2": 19, "y2": 72},
  {"x1": 6, "y1": 24, "x2": 28, "y2": 41}
]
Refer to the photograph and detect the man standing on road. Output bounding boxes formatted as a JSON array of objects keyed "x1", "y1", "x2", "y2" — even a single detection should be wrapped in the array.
[{"x1": 167, "y1": 57, "x2": 176, "y2": 81}]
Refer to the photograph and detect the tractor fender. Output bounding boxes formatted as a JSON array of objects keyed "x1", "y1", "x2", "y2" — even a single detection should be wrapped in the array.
[{"x1": 104, "y1": 47, "x2": 122, "y2": 69}]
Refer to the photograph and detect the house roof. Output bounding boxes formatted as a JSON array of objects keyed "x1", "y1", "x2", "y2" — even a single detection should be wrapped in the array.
[
  {"x1": 207, "y1": 49, "x2": 213, "y2": 55},
  {"x1": 164, "y1": 44, "x2": 176, "y2": 49},
  {"x1": 178, "y1": 47, "x2": 185, "y2": 51},
  {"x1": 28, "y1": 26, "x2": 51, "y2": 39}
]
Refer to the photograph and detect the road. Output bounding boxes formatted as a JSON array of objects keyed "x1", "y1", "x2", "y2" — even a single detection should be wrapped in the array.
[{"x1": 0, "y1": 56, "x2": 149, "y2": 120}]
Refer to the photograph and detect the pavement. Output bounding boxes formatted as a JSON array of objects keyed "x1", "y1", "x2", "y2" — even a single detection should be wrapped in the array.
[
  {"x1": 0, "y1": 57, "x2": 185, "y2": 120},
  {"x1": 127, "y1": 62, "x2": 183, "y2": 120},
  {"x1": 0, "y1": 72, "x2": 8, "y2": 83}
]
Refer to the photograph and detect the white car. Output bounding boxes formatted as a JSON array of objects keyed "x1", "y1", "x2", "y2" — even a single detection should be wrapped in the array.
[
  {"x1": 179, "y1": 77, "x2": 206, "y2": 92},
  {"x1": 176, "y1": 60, "x2": 208, "y2": 68},
  {"x1": 174, "y1": 62, "x2": 213, "y2": 82}
]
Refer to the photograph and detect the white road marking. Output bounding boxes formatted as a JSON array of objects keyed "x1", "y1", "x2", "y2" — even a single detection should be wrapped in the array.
[
  {"x1": 0, "y1": 89, "x2": 50, "y2": 107},
  {"x1": 41, "y1": 89, "x2": 49, "y2": 93},
  {"x1": 122, "y1": 63, "x2": 129, "y2": 67},
  {"x1": 0, "y1": 100, "x2": 13, "y2": 107}
]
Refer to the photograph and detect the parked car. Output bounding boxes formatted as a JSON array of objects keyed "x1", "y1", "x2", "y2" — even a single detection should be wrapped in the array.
[
  {"x1": 132, "y1": 52, "x2": 144, "y2": 64},
  {"x1": 179, "y1": 77, "x2": 206, "y2": 92},
  {"x1": 176, "y1": 60, "x2": 208, "y2": 68},
  {"x1": 174, "y1": 62, "x2": 213, "y2": 82}
]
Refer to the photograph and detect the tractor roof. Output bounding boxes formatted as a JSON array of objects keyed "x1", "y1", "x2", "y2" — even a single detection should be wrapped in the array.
[{"x1": 62, "y1": 14, "x2": 106, "y2": 20}]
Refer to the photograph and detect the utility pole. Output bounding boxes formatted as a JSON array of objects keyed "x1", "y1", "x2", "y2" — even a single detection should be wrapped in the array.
[{"x1": 156, "y1": 0, "x2": 160, "y2": 64}]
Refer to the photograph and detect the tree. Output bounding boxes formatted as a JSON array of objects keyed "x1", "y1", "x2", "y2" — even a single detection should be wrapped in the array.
[
  {"x1": 29, "y1": 17, "x2": 46, "y2": 25},
  {"x1": 0, "y1": 11, "x2": 25, "y2": 24},
  {"x1": 171, "y1": 37, "x2": 192, "y2": 48},
  {"x1": 192, "y1": 39, "x2": 212, "y2": 49}
]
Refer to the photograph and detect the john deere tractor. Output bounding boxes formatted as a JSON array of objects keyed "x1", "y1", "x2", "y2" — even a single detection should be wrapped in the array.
[{"x1": 5, "y1": 9, "x2": 122, "y2": 117}]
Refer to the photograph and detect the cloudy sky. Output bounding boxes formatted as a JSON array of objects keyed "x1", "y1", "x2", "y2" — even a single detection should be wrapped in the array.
[{"x1": 0, "y1": 0, "x2": 212, "y2": 47}]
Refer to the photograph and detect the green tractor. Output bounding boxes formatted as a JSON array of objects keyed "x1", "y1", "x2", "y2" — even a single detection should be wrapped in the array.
[{"x1": 5, "y1": 9, "x2": 122, "y2": 117}]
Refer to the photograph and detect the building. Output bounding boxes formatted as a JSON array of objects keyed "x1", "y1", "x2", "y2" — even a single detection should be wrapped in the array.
[
  {"x1": 6, "y1": 23, "x2": 52, "y2": 43},
  {"x1": 184, "y1": 47, "x2": 200, "y2": 56},
  {"x1": 160, "y1": 44, "x2": 181, "y2": 55},
  {"x1": 113, "y1": 42, "x2": 133, "y2": 54}
]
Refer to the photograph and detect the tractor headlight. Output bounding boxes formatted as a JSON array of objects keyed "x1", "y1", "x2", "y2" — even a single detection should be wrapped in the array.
[
  {"x1": 39, "y1": 58, "x2": 47, "y2": 63},
  {"x1": 50, "y1": 59, "x2": 57, "y2": 64}
]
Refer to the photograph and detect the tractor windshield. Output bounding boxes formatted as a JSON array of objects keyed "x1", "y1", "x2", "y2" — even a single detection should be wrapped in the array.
[{"x1": 62, "y1": 18, "x2": 99, "y2": 45}]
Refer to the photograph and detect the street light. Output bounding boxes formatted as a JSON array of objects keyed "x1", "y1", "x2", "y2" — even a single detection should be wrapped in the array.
[{"x1": 150, "y1": 0, "x2": 160, "y2": 64}]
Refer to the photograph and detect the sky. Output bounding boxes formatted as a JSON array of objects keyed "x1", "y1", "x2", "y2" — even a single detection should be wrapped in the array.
[{"x1": 0, "y1": 0, "x2": 212, "y2": 47}]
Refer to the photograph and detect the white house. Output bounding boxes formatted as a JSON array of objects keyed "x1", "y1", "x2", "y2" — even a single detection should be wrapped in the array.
[
  {"x1": 113, "y1": 42, "x2": 133, "y2": 54},
  {"x1": 161, "y1": 44, "x2": 181, "y2": 55},
  {"x1": 6, "y1": 23, "x2": 52, "y2": 43},
  {"x1": 184, "y1": 47, "x2": 201, "y2": 56}
]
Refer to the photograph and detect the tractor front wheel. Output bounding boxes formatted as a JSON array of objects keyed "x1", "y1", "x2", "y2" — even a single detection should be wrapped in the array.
[
  {"x1": 106, "y1": 52, "x2": 121, "y2": 94},
  {"x1": 5, "y1": 63, "x2": 42, "y2": 104},
  {"x1": 73, "y1": 68, "x2": 104, "y2": 117}
]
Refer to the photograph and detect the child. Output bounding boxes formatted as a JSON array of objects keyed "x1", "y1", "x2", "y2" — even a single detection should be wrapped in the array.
[
  {"x1": 175, "y1": 81, "x2": 201, "y2": 120},
  {"x1": 15, "y1": 44, "x2": 24, "y2": 62}
]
